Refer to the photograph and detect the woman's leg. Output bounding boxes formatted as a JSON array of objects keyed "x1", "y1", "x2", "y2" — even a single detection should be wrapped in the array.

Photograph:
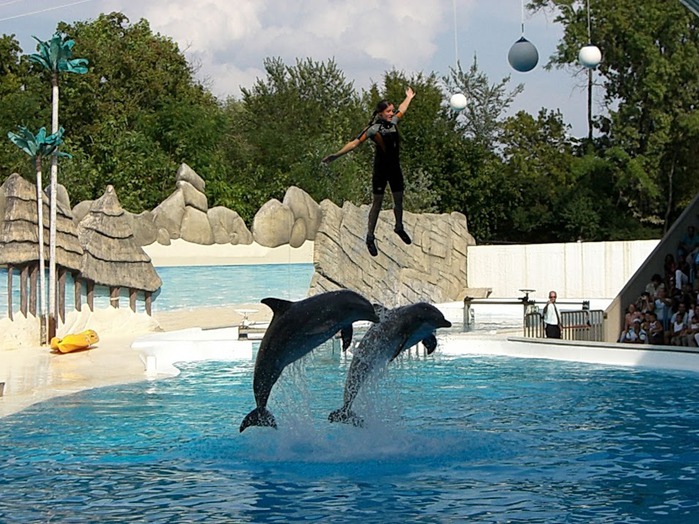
[
  {"x1": 392, "y1": 191, "x2": 411, "y2": 244},
  {"x1": 365, "y1": 193, "x2": 383, "y2": 256}
]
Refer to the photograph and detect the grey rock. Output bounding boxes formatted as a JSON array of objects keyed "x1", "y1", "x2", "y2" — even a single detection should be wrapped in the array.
[
  {"x1": 252, "y1": 199, "x2": 294, "y2": 248},
  {"x1": 152, "y1": 189, "x2": 185, "y2": 239},
  {"x1": 310, "y1": 200, "x2": 475, "y2": 306},
  {"x1": 72, "y1": 200, "x2": 93, "y2": 224},
  {"x1": 176, "y1": 163, "x2": 206, "y2": 193},
  {"x1": 283, "y1": 186, "x2": 322, "y2": 240},
  {"x1": 177, "y1": 180, "x2": 208, "y2": 212},
  {"x1": 156, "y1": 228, "x2": 171, "y2": 245},
  {"x1": 128, "y1": 210, "x2": 158, "y2": 246},
  {"x1": 208, "y1": 206, "x2": 253, "y2": 245},
  {"x1": 289, "y1": 218, "x2": 308, "y2": 248},
  {"x1": 180, "y1": 206, "x2": 214, "y2": 245}
]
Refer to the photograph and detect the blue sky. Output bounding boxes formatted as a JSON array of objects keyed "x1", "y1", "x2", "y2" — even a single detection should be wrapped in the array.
[{"x1": 0, "y1": 0, "x2": 595, "y2": 137}]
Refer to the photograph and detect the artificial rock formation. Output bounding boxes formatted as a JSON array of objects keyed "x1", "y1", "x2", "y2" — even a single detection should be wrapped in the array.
[
  {"x1": 60, "y1": 163, "x2": 481, "y2": 307},
  {"x1": 310, "y1": 200, "x2": 476, "y2": 306},
  {"x1": 251, "y1": 185, "x2": 322, "y2": 248}
]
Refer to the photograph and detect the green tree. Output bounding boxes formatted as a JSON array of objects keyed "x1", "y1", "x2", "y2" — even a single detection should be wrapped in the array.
[
  {"x1": 529, "y1": 0, "x2": 699, "y2": 232},
  {"x1": 53, "y1": 12, "x2": 222, "y2": 211},
  {"x1": 237, "y1": 57, "x2": 364, "y2": 209},
  {"x1": 443, "y1": 57, "x2": 524, "y2": 149},
  {"x1": 0, "y1": 35, "x2": 45, "y2": 175},
  {"x1": 499, "y1": 109, "x2": 577, "y2": 242}
]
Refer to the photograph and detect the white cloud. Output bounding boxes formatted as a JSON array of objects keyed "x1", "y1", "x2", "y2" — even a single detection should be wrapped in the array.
[
  {"x1": 111, "y1": 0, "x2": 450, "y2": 97},
  {"x1": 5, "y1": 0, "x2": 587, "y2": 134}
]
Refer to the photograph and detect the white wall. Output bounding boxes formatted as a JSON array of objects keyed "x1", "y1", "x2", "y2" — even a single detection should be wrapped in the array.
[{"x1": 467, "y1": 240, "x2": 659, "y2": 300}]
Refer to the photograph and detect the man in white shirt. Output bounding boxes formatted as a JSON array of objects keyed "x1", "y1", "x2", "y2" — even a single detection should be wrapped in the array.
[{"x1": 542, "y1": 290, "x2": 562, "y2": 339}]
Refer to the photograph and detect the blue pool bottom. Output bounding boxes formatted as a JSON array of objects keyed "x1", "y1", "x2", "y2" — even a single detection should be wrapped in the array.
[{"x1": 1, "y1": 350, "x2": 698, "y2": 523}]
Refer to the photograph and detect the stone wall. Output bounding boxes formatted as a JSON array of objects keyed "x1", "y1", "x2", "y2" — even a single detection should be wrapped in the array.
[
  {"x1": 66, "y1": 163, "x2": 478, "y2": 306},
  {"x1": 309, "y1": 200, "x2": 476, "y2": 306}
]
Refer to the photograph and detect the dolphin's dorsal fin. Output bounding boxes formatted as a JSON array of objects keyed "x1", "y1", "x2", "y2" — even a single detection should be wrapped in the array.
[
  {"x1": 261, "y1": 297, "x2": 294, "y2": 317},
  {"x1": 421, "y1": 334, "x2": 438, "y2": 354},
  {"x1": 340, "y1": 326, "x2": 353, "y2": 350}
]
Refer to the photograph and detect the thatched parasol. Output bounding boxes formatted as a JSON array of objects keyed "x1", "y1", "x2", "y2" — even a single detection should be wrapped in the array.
[
  {"x1": 78, "y1": 185, "x2": 162, "y2": 292},
  {"x1": 0, "y1": 173, "x2": 49, "y2": 266},
  {"x1": 0, "y1": 173, "x2": 82, "y2": 268},
  {"x1": 1, "y1": 173, "x2": 84, "y2": 320}
]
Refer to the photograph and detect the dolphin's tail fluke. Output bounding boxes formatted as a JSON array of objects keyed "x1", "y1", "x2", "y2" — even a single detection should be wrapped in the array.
[
  {"x1": 328, "y1": 407, "x2": 365, "y2": 428},
  {"x1": 239, "y1": 407, "x2": 277, "y2": 432}
]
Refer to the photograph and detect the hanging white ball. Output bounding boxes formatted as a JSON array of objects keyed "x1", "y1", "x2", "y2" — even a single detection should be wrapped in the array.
[
  {"x1": 508, "y1": 36, "x2": 539, "y2": 73},
  {"x1": 449, "y1": 92, "x2": 467, "y2": 112},
  {"x1": 578, "y1": 44, "x2": 602, "y2": 69}
]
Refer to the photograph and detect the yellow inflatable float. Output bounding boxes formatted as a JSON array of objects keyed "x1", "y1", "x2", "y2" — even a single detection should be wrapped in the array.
[{"x1": 50, "y1": 329, "x2": 99, "y2": 354}]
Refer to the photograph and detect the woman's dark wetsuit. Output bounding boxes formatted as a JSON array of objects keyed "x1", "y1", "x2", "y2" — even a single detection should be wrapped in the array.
[
  {"x1": 322, "y1": 89, "x2": 415, "y2": 257},
  {"x1": 356, "y1": 113, "x2": 404, "y2": 195},
  {"x1": 356, "y1": 112, "x2": 411, "y2": 255}
]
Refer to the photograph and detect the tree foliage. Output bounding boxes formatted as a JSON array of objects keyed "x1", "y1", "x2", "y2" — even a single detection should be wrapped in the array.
[
  {"x1": 5, "y1": 5, "x2": 698, "y2": 243},
  {"x1": 529, "y1": 0, "x2": 699, "y2": 231}
]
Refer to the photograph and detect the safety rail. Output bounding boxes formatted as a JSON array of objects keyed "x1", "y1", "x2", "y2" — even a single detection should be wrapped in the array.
[
  {"x1": 463, "y1": 289, "x2": 605, "y2": 342},
  {"x1": 523, "y1": 309, "x2": 606, "y2": 341}
]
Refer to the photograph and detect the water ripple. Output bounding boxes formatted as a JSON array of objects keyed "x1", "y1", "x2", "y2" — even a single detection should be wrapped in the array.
[{"x1": 1, "y1": 356, "x2": 698, "y2": 522}]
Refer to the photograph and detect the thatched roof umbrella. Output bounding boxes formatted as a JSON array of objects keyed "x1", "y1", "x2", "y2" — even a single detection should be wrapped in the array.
[
  {"x1": 0, "y1": 173, "x2": 83, "y2": 319},
  {"x1": 77, "y1": 185, "x2": 162, "y2": 313},
  {"x1": 0, "y1": 173, "x2": 49, "y2": 266},
  {"x1": 1, "y1": 173, "x2": 48, "y2": 319}
]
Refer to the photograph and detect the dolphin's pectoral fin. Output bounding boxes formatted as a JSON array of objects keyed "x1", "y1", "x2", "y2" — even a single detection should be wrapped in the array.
[
  {"x1": 261, "y1": 297, "x2": 294, "y2": 317},
  {"x1": 239, "y1": 407, "x2": 277, "y2": 433},
  {"x1": 390, "y1": 334, "x2": 411, "y2": 362},
  {"x1": 340, "y1": 326, "x2": 353, "y2": 350},
  {"x1": 328, "y1": 407, "x2": 365, "y2": 428},
  {"x1": 421, "y1": 334, "x2": 438, "y2": 354}
]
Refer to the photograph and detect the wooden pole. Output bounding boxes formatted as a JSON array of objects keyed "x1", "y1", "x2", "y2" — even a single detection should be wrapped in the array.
[
  {"x1": 74, "y1": 276, "x2": 82, "y2": 312},
  {"x1": 129, "y1": 288, "x2": 137, "y2": 312},
  {"x1": 110, "y1": 287, "x2": 120, "y2": 309},
  {"x1": 86, "y1": 280, "x2": 94, "y2": 311},
  {"x1": 19, "y1": 265, "x2": 28, "y2": 317},
  {"x1": 7, "y1": 265, "x2": 13, "y2": 321}
]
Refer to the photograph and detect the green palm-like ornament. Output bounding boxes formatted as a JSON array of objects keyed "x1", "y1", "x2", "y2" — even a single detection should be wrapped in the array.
[
  {"x1": 29, "y1": 32, "x2": 88, "y2": 340},
  {"x1": 8, "y1": 126, "x2": 72, "y2": 343}
]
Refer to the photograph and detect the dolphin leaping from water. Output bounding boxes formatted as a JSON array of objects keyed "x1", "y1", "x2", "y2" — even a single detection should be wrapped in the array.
[
  {"x1": 239, "y1": 289, "x2": 380, "y2": 432},
  {"x1": 328, "y1": 302, "x2": 451, "y2": 427}
]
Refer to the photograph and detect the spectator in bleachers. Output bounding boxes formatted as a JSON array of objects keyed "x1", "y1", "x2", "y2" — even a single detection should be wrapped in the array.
[
  {"x1": 621, "y1": 318, "x2": 647, "y2": 344},
  {"x1": 676, "y1": 258, "x2": 691, "y2": 290},
  {"x1": 654, "y1": 286, "x2": 673, "y2": 335},
  {"x1": 619, "y1": 303, "x2": 643, "y2": 342},
  {"x1": 669, "y1": 302, "x2": 690, "y2": 346},
  {"x1": 636, "y1": 291, "x2": 653, "y2": 314},
  {"x1": 645, "y1": 273, "x2": 664, "y2": 300},
  {"x1": 664, "y1": 253, "x2": 677, "y2": 291},
  {"x1": 682, "y1": 305, "x2": 699, "y2": 347},
  {"x1": 646, "y1": 311, "x2": 665, "y2": 345}
]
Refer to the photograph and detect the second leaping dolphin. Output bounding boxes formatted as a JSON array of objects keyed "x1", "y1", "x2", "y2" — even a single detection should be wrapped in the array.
[
  {"x1": 328, "y1": 302, "x2": 451, "y2": 427},
  {"x1": 239, "y1": 289, "x2": 380, "y2": 432}
]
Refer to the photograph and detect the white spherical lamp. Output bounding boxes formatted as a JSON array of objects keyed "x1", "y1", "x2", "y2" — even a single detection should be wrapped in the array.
[
  {"x1": 578, "y1": 44, "x2": 602, "y2": 69},
  {"x1": 508, "y1": 36, "x2": 539, "y2": 73},
  {"x1": 449, "y1": 92, "x2": 467, "y2": 112}
]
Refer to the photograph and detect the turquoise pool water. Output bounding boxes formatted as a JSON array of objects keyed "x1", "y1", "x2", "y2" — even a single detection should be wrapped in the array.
[
  {"x1": 1, "y1": 351, "x2": 698, "y2": 522},
  {"x1": 0, "y1": 264, "x2": 314, "y2": 315}
]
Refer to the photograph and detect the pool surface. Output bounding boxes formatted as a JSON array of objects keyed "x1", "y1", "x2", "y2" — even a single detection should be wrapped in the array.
[
  {"x1": 0, "y1": 264, "x2": 314, "y2": 315},
  {"x1": 1, "y1": 349, "x2": 698, "y2": 522}
]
